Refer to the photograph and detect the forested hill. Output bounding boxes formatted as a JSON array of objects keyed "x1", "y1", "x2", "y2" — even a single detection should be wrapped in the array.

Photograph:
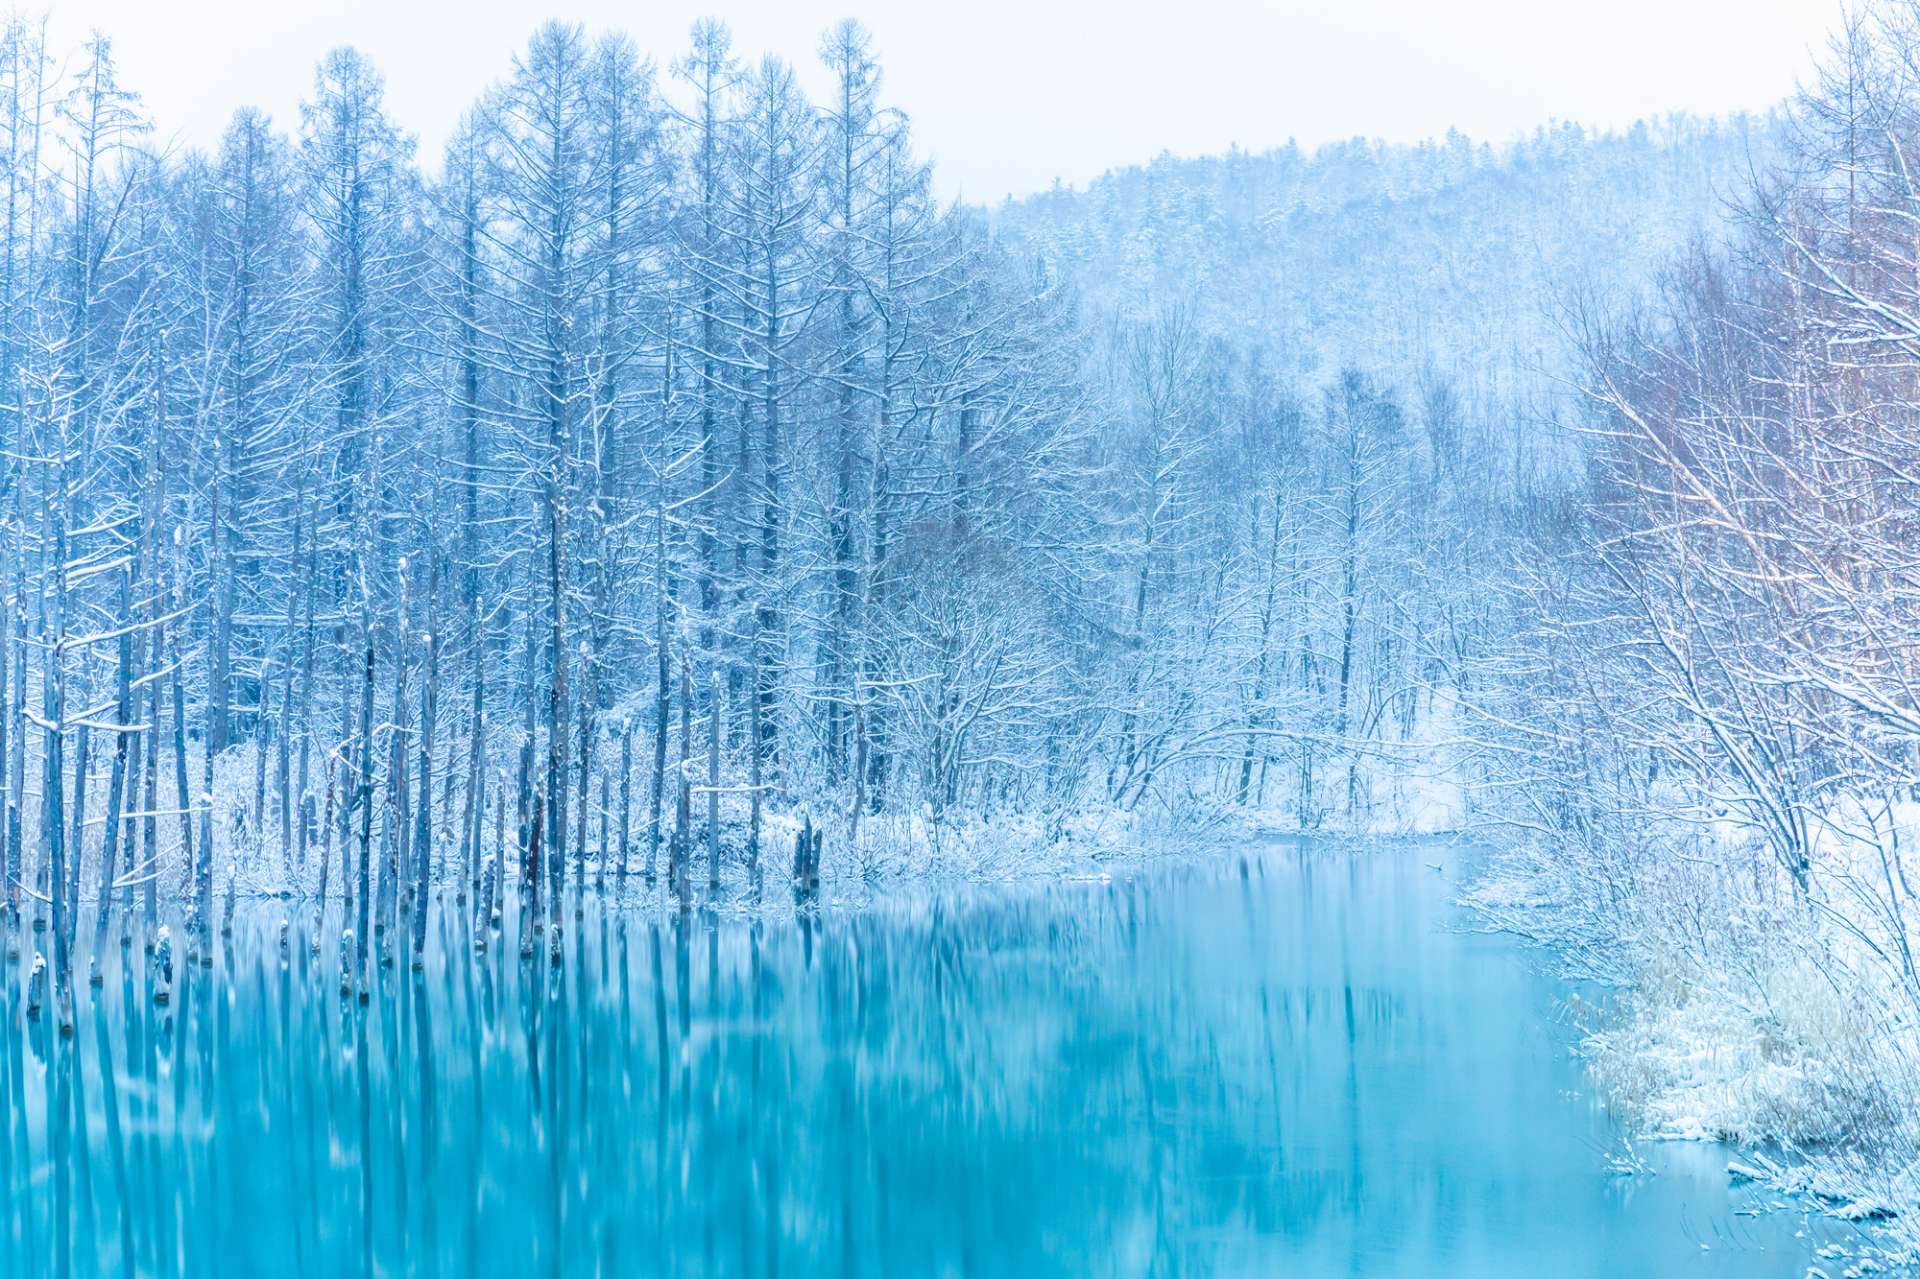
[{"x1": 992, "y1": 116, "x2": 1777, "y2": 402}]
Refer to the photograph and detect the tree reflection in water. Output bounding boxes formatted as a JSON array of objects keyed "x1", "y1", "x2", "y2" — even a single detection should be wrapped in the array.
[{"x1": 0, "y1": 844, "x2": 1844, "y2": 1277}]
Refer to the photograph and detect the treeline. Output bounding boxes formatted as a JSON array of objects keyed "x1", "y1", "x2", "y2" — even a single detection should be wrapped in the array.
[
  {"x1": 2, "y1": 17, "x2": 1104, "y2": 1012},
  {"x1": 0, "y1": 16, "x2": 1513, "y2": 1023}
]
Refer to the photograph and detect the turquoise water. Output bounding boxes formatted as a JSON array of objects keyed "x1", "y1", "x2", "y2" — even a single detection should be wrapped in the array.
[{"x1": 0, "y1": 841, "x2": 1848, "y2": 1276}]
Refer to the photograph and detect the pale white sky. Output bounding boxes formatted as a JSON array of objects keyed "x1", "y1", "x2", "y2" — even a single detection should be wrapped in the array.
[{"x1": 45, "y1": 0, "x2": 1838, "y2": 203}]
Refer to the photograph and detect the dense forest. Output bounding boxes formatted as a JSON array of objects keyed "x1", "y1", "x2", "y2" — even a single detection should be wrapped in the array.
[
  {"x1": 0, "y1": 14, "x2": 1790, "y2": 1022},
  {"x1": 0, "y1": 18, "x2": 1102, "y2": 1008}
]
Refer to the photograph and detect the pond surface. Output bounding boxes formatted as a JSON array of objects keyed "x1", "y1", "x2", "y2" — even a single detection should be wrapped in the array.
[{"x1": 0, "y1": 839, "x2": 1850, "y2": 1276}]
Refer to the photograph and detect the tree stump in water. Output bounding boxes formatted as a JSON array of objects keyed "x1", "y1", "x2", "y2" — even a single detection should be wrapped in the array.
[{"x1": 792, "y1": 817, "x2": 822, "y2": 905}]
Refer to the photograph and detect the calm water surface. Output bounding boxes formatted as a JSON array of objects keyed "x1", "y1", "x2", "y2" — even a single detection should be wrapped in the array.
[{"x1": 0, "y1": 840, "x2": 1849, "y2": 1276}]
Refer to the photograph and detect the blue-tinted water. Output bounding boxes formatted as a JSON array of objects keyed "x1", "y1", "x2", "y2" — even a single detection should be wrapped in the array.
[{"x1": 0, "y1": 841, "x2": 1848, "y2": 1276}]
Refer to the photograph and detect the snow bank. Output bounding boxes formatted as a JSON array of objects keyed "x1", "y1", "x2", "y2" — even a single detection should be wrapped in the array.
[{"x1": 1467, "y1": 816, "x2": 1920, "y2": 1263}]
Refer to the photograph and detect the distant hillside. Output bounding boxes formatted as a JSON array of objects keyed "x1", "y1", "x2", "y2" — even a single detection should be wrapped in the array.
[{"x1": 992, "y1": 115, "x2": 1779, "y2": 407}]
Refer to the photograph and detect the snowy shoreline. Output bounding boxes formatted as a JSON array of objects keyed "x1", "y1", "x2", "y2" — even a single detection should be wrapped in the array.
[{"x1": 1463, "y1": 820, "x2": 1920, "y2": 1269}]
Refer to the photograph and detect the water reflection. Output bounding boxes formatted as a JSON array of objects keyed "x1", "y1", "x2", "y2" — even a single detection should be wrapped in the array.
[{"x1": 0, "y1": 844, "x2": 1850, "y2": 1276}]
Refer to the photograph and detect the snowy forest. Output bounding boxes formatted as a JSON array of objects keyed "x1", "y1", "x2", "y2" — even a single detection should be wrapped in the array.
[
  {"x1": 0, "y1": 16, "x2": 1777, "y2": 990},
  {"x1": 12, "y1": 2, "x2": 1920, "y2": 1273}
]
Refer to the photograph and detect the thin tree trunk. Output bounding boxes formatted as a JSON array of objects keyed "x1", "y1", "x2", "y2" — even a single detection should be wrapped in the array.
[
  {"x1": 708, "y1": 669, "x2": 722, "y2": 892},
  {"x1": 617, "y1": 718, "x2": 633, "y2": 885},
  {"x1": 90, "y1": 566, "x2": 134, "y2": 984}
]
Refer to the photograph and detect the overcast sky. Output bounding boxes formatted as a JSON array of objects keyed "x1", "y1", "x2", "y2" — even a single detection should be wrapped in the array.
[{"x1": 46, "y1": 0, "x2": 1837, "y2": 203}]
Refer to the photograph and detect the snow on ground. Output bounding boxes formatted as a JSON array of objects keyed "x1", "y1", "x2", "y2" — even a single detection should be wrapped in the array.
[
  {"x1": 1466, "y1": 813, "x2": 1920, "y2": 1263},
  {"x1": 186, "y1": 708, "x2": 1477, "y2": 908}
]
